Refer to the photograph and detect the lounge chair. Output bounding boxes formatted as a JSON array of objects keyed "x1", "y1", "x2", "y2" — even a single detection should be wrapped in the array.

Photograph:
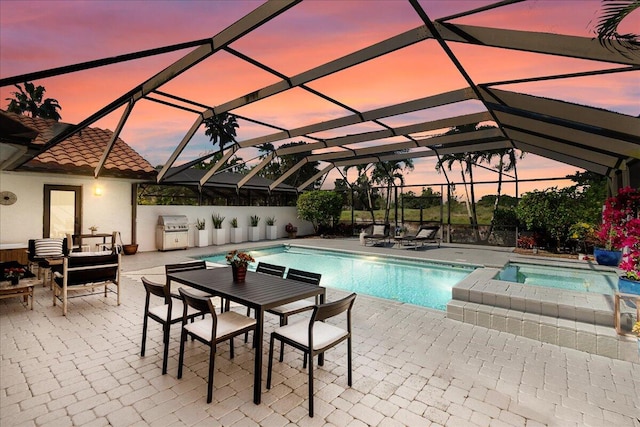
[
  {"x1": 362, "y1": 224, "x2": 391, "y2": 246},
  {"x1": 395, "y1": 225, "x2": 441, "y2": 249}
]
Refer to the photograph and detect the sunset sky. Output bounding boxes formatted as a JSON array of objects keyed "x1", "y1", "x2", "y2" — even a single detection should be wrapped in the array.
[{"x1": 1, "y1": 0, "x2": 638, "y2": 199}]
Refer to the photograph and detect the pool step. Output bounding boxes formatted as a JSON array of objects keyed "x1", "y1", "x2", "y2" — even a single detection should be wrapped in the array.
[{"x1": 447, "y1": 268, "x2": 639, "y2": 363}]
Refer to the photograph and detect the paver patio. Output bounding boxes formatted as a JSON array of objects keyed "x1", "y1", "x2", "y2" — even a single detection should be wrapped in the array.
[{"x1": 1, "y1": 239, "x2": 639, "y2": 426}]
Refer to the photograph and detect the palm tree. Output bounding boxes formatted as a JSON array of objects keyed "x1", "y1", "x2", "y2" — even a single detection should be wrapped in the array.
[
  {"x1": 203, "y1": 112, "x2": 238, "y2": 153},
  {"x1": 595, "y1": 0, "x2": 640, "y2": 54},
  {"x1": 343, "y1": 164, "x2": 376, "y2": 222},
  {"x1": 477, "y1": 148, "x2": 524, "y2": 240},
  {"x1": 5, "y1": 82, "x2": 61, "y2": 120},
  {"x1": 370, "y1": 158, "x2": 414, "y2": 224}
]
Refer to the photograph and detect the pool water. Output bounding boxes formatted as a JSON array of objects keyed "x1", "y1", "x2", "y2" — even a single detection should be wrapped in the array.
[
  {"x1": 497, "y1": 262, "x2": 619, "y2": 294},
  {"x1": 199, "y1": 245, "x2": 475, "y2": 310}
]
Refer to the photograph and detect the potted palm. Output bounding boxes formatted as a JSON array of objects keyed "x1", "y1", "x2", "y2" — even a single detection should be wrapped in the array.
[
  {"x1": 265, "y1": 216, "x2": 277, "y2": 240},
  {"x1": 230, "y1": 217, "x2": 243, "y2": 243},
  {"x1": 211, "y1": 213, "x2": 226, "y2": 245},
  {"x1": 195, "y1": 218, "x2": 208, "y2": 247},
  {"x1": 249, "y1": 215, "x2": 260, "y2": 242}
]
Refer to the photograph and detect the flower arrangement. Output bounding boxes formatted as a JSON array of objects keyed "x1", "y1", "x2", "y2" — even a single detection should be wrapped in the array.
[
  {"x1": 225, "y1": 250, "x2": 255, "y2": 268},
  {"x1": 89, "y1": 225, "x2": 98, "y2": 232},
  {"x1": 265, "y1": 216, "x2": 276, "y2": 226},
  {"x1": 285, "y1": 223, "x2": 297, "y2": 233},
  {"x1": 195, "y1": 218, "x2": 206, "y2": 230},
  {"x1": 598, "y1": 187, "x2": 640, "y2": 279},
  {"x1": 4, "y1": 267, "x2": 25, "y2": 283}
]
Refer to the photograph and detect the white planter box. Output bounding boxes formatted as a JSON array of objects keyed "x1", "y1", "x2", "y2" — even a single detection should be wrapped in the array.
[
  {"x1": 212, "y1": 228, "x2": 226, "y2": 245},
  {"x1": 266, "y1": 225, "x2": 278, "y2": 240},
  {"x1": 231, "y1": 228, "x2": 243, "y2": 244},
  {"x1": 195, "y1": 230, "x2": 208, "y2": 247},
  {"x1": 249, "y1": 226, "x2": 260, "y2": 242}
]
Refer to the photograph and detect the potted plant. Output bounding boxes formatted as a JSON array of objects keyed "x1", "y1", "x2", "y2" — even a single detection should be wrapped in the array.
[
  {"x1": 249, "y1": 215, "x2": 260, "y2": 242},
  {"x1": 265, "y1": 216, "x2": 278, "y2": 240},
  {"x1": 226, "y1": 249, "x2": 255, "y2": 283},
  {"x1": 596, "y1": 187, "x2": 639, "y2": 267},
  {"x1": 195, "y1": 218, "x2": 208, "y2": 247},
  {"x1": 89, "y1": 225, "x2": 98, "y2": 235},
  {"x1": 230, "y1": 217, "x2": 243, "y2": 243},
  {"x1": 285, "y1": 222, "x2": 297, "y2": 239},
  {"x1": 211, "y1": 213, "x2": 226, "y2": 245}
]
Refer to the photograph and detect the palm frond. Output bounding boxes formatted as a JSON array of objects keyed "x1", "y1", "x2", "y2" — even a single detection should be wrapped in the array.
[{"x1": 595, "y1": 0, "x2": 640, "y2": 55}]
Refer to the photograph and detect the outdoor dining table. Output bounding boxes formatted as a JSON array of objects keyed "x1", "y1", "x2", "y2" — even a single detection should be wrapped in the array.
[{"x1": 166, "y1": 267, "x2": 326, "y2": 404}]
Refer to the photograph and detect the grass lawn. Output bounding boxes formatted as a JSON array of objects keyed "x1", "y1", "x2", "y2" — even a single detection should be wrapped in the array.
[{"x1": 340, "y1": 204, "x2": 496, "y2": 225}]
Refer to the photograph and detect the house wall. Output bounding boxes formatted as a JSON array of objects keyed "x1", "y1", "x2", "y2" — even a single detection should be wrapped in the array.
[
  {"x1": 0, "y1": 170, "x2": 134, "y2": 248},
  {"x1": 136, "y1": 205, "x2": 312, "y2": 252},
  {"x1": 0, "y1": 170, "x2": 313, "y2": 255}
]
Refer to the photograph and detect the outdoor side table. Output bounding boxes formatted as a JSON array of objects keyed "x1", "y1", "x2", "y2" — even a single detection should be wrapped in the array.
[
  {"x1": 0, "y1": 277, "x2": 41, "y2": 310},
  {"x1": 614, "y1": 291, "x2": 640, "y2": 336}
]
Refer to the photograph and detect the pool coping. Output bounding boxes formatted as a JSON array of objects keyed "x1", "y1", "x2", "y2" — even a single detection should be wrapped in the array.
[{"x1": 447, "y1": 262, "x2": 639, "y2": 363}]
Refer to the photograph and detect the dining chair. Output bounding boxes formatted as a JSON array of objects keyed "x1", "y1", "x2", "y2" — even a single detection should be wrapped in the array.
[
  {"x1": 165, "y1": 261, "x2": 220, "y2": 307},
  {"x1": 140, "y1": 277, "x2": 204, "y2": 375},
  {"x1": 266, "y1": 292, "x2": 357, "y2": 417},
  {"x1": 177, "y1": 288, "x2": 257, "y2": 403},
  {"x1": 268, "y1": 268, "x2": 322, "y2": 363},
  {"x1": 243, "y1": 262, "x2": 286, "y2": 343}
]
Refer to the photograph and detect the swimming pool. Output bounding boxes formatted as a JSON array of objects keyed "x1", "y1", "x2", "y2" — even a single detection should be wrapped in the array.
[
  {"x1": 199, "y1": 245, "x2": 475, "y2": 310},
  {"x1": 496, "y1": 262, "x2": 619, "y2": 294}
]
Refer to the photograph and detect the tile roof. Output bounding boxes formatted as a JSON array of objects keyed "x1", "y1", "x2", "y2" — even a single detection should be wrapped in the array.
[{"x1": 4, "y1": 112, "x2": 156, "y2": 180}]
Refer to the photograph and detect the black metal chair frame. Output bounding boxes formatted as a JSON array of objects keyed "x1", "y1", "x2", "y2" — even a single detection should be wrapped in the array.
[
  {"x1": 266, "y1": 292, "x2": 356, "y2": 417},
  {"x1": 140, "y1": 277, "x2": 204, "y2": 375},
  {"x1": 177, "y1": 288, "x2": 256, "y2": 403}
]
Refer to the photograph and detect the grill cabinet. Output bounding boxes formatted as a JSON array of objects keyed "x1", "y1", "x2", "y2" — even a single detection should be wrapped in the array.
[{"x1": 156, "y1": 215, "x2": 189, "y2": 251}]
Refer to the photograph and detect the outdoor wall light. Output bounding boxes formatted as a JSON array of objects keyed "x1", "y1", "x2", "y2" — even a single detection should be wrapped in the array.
[{"x1": 94, "y1": 185, "x2": 103, "y2": 196}]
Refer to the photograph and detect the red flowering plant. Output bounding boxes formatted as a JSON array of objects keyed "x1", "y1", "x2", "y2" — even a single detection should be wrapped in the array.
[
  {"x1": 4, "y1": 267, "x2": 25, "y2": 279},
  {"x1": 225, "y1": 249, "x2": 255, "y2": 268},
  {"x1": 597, "y1": 187, "x2": 640, "y2": 280}
]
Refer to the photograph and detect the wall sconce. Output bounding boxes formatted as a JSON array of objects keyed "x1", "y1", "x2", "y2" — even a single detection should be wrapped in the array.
[{"x1": 94, "y1": 185, "x2": 103, "y2": 196}]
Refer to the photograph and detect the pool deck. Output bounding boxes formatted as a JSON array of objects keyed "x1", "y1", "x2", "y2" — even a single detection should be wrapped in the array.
[{"x1": 1, "y1": 238, "x2": 639, "y2": 426}]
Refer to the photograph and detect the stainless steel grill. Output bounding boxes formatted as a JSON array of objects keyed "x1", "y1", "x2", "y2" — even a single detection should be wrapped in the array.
[{"x1": 156, "y1": 215, "x2": 189, "y2": 251}]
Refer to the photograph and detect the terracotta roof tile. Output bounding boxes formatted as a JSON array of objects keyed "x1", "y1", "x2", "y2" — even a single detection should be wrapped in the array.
[{"x1": 4, "y1": 112, "x2": 156, "y2": 179}]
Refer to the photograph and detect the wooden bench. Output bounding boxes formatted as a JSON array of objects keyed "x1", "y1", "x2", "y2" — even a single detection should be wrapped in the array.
[{"x1": 53, "y1": 252, "x2": 121, "y2": 316}]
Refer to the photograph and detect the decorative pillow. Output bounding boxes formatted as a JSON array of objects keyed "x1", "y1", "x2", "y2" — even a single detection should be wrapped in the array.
[
  {"x1": 372, "y1": 225, "x2": 385, "y2": 235},
  {"x1": 34, "y1": 238, "x2": 64, "y2": 257}
]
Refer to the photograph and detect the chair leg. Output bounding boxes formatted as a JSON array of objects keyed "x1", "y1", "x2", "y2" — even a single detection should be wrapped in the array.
[
  {"x1": 177, "y1": 328, "x2": 187, "y2": 379},
  {"x1": 244, "y1": 307, "x2": 251, "y2": 343},
  {"x1": 347, "y1": 337, "x2": 352, "y2": 386},
  {"x1": 161, "y1": 323, "x2": 170, "y2": 375},
  {"x1": 308, "y1": 351, "x2": 314, "y2": 417},
  {"x1": 229, "y1": 337, "x2": 234, "y2": 359},
  {"x1": 278, "y1": 315, "x2": 286, "y2": 362},
  {"x1": 207, "y1": 344, "x2": 216, "y2": 403},
  {"x1": 266, "y1": 334, "x2": 275, "y2": 389},
  {"x1": 141, "y1": 315, "x2": 148, "y2": 356}
]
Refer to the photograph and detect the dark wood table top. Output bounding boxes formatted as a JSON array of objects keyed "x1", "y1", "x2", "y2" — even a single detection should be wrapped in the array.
[{"x1": 167, "y1": 267, "x2": 325, "y2": 310}]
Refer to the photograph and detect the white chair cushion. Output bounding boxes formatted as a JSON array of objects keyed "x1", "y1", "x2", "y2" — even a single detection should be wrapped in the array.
[
  {"x1": 276, "y1": 320, "x2": 348, "y2": 350},
  {"x1": 35, "y1": 238, "x2": 64, "y2": 257},
  {"x1": 185, "y1": 311, "x2": 256, "y2": 342},
  {"x1": 372, "y1": 225, "x2": 385, "y2": 235},
  {"x1": 149, "y1": 302, "x2": 200, "y2": 322},
  {"x1": 269, "y1": 299, "x2": 314, "y2": 315},
  {"x1": 416, "y1": 228, "x2": 436, "y2": 239}
]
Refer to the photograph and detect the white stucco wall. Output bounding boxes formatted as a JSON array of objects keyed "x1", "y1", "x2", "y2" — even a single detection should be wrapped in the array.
[
  {"x1": 1, "y1": 170, "x2": 313, "y2": 253},
  {"x1": 136, "y1": 205, "x2": 312, "y2": 253},
  {"x1": 0, "y1": 171, "x2": 134, "y2": 247}
]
